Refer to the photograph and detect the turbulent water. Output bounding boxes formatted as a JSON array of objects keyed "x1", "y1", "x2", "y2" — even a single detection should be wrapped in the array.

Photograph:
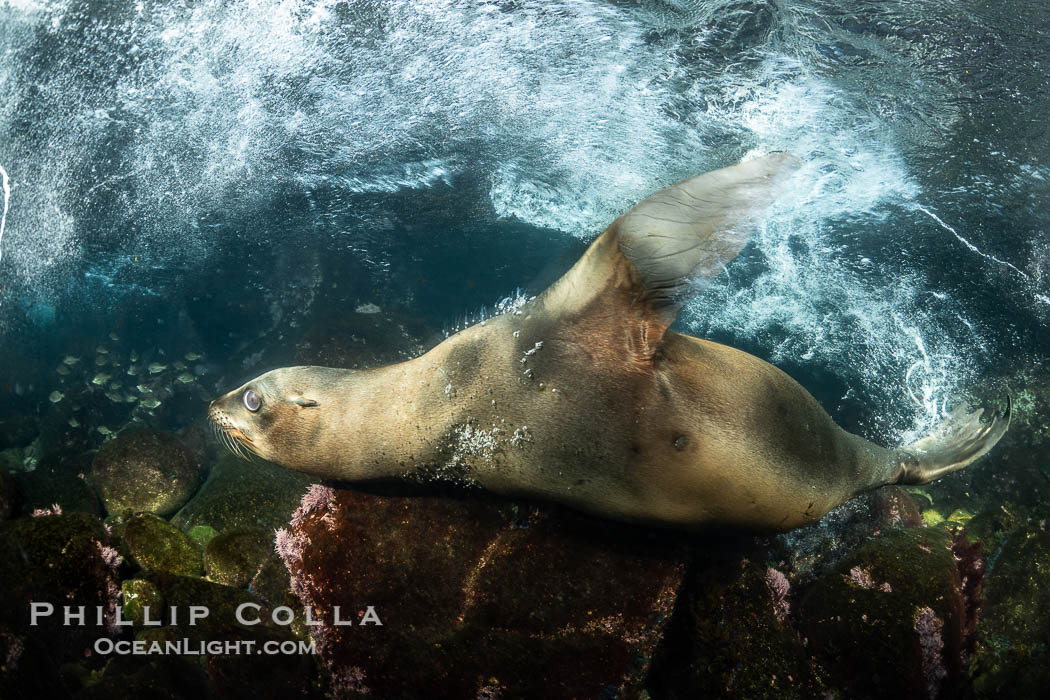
[{"x1": 0, "y1": 0, "x2": 1047, "y2": 445}]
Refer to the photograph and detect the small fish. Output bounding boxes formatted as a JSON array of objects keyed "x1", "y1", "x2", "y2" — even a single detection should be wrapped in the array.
[
  {"x1": 185, "y1": 352, "x2": 202, "y2": 361},
  {"x1": 130, "y1": 350, "x2": 139, "y2": 363},
  {"x1": 141, "y1": 398, "x2": 162, "y2": 409},
  {"x1": 48, "y1": 390, "x2": 64, "y2": 403},
  {"x1": 63, "y1": 356, "x2": 80, "y2": 366},
  {"x1": 56, "y1": 365, "x2": 71, "y2": 376},
  {"x1": 147, "y1": 362, "x2": 167, "y2": 374},
  {"x1": 174, "y1": 361, "x2": 187, "y2": 370},
  {"x1": 96, "y1": 345, "x2": 109, "y2": 355},
  {"x1": 97, "y1": 426, "x2": 112, "y2": 436},
  {"x1": 105, "y1": 391, "x2": 123, "y2": 403},
  {"x1": 68, "y1": 417, "x2": 80, "y2": 428},
  {"x1": 95, "y1": 356, "x2": 108, "y2": 367},
  {"x1": 91, "y1": 373, "x2": 110, "y2": 385},
  {"x1": 125, "y1": 394, "x2": 138, "y2": 403},
  {"x1": 176, "y1": 373, "x2": 195, "y2": 384},
  {"x1": 108, "y1": 382, "x2": 121, "y2": 391},
  {"x1": 109, "y1": 332, "x2": 120, "y2": 342},
  {"x1": 136, "y1": 384, "x2": 150, "y2": 393},
  {"x1": 127, "y1": 366, "x2": 139, "y2": 376}
]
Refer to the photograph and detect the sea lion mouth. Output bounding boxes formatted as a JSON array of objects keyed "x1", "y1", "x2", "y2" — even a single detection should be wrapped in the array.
[{"x1": 209, "y1": 408, "x2": 260, "y2": 461}]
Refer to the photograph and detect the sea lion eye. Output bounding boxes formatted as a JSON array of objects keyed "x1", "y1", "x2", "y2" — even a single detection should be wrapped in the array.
[{"x1": 243, "y1": 389, "x2": 261, "y2": 412}]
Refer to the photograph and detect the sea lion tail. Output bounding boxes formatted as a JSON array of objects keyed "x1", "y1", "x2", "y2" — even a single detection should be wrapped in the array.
[{"x1": 893, "y1": 396, "x2": 1011, "y2": 485}]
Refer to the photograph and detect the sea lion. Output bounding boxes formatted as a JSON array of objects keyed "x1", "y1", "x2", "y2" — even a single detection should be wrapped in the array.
[{"x1": 210, "y1": 153, "x2": 1010, "y2": 532}]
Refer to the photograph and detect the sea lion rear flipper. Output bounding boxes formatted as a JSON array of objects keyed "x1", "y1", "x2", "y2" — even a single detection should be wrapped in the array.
[
  {"x1": 615, "y1": 152, "x2": 801, "y2": 321},
  {"x1": 895, "y1": 395, "x2": 1012, "y2": 485}
]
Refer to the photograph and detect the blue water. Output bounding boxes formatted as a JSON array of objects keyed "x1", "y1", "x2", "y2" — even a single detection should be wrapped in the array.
[{"x1": 0, "y1": 0, "x2": 1047, "y2": 453}]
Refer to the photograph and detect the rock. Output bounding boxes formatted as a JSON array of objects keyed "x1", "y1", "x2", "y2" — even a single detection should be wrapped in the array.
[
  {"x1": 12, "y1": 465, "x2": 101, "y2": 517},
  {"x1": 970, "y1": 526, "x2": 1050, "y2": 697},
  {"x1": 0, "y1": 413, "x2": 36, "y2": 451},
  {"x1": 248, "y1": 554, "x2": 297, "y2": 609},
  {"x1": 0, "y1": 468, "x2": 12, "y2": 520},
  {"x1": 872, "y1": 486, "x2": 925, "y2": 529},
  {"x1": 121, "y1": 579, "x2": 164, "y2": 626},
  {"x1": 798, "y1": 528, "x2": 966, "y2": 700},
  {"x1": 0, "y1": 512, "x2": 120, "y2": 697},
  {"x1": 90, "y1": 430, "x2": 201, "y2": 517},
  {"x1": 278, "y1": 486, "x2": 686, "y2": 697},
  {"x1": 204, "y1": 529, "x2": 273, "y2": 588},
  {"x1": 648, "y1": 552, "x2": 816, "y2": 699},
  {"x1": 171, "y1": 454, "x2": 314, "y2": 535},
  {"x1": 122, "y1": 513, "x2": 203, "y2": 577},
  {"x1": 0, "y1": 447, "x2": 23, "y2": 474}
]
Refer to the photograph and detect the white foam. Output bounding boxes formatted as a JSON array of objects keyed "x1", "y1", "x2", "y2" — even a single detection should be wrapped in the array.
[{"x1": 0, "y1": 163, "x2": 9, "y2": 266}]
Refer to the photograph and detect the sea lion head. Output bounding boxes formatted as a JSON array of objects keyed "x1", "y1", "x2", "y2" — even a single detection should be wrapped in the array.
[{"x1": 208, "y1": 366, "x2": 333, "y2": 469}]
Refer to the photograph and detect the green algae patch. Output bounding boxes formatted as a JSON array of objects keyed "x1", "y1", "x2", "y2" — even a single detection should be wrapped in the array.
[
  {"x1": 188, "y1": 524, "x2": 219, "y2": 547},
  {"x1": 123, "y1": 513, "x2": 202, "y2": 577}
]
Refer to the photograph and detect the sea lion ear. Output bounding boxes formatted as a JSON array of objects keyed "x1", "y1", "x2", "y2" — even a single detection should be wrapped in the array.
[
  {"x1": 295, "y1": 398, "x2": 319, "y2": 408},
  {"x1": 615, "y1": 152, "x2": 801, "y2": 314}
]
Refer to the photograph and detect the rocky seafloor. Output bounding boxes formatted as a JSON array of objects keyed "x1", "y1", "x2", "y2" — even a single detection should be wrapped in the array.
[{"x1": 1, "y1": 310, "x2": 1048, "y2": 700}]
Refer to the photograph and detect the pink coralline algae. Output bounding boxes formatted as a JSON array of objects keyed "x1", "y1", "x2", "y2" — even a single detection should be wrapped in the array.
[
  {"x1": 914, "y1": 606, "x2": 947, "y2": 700},
  {"x1": 94, "y1": 540, "x2": 123, "y2": 569},
  {"x1": 329, "y1": 665, "x2": 371, "y2": 698},
  {"x1": 764, "y1": 567, "x2": 791, "y2": 622},
  {"x1": 295, "y1": 484, "x2": 335, "y2": 525},
  {"x1": 31, "y1": 503, "x2": 63, "y2": 517},
  {"x1": 847, "y1": 566, "x2": 874, "y2": 589}
]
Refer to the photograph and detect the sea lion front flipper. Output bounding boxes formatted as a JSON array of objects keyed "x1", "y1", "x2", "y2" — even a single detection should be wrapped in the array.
[{"x1": 614, "y1": 152, "x2": 801, "y2": 321}]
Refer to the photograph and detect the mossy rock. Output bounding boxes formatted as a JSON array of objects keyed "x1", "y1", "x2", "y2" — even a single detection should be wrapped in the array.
[
  {"x1": 122, "y1": 514, "x2": 202, "y2": 577},
  {"x1": 121, "y1": 579, "x2": 164, "y2": 626},
  {"x1": 0, "y1": 467, "x2": 12, "y2": 520},
  {"x1": 204, "y1": 529, "x2": 273, "y2": 588},
  {"x1": 171, "y1": 455, "x2": 314, "y2": 535},
  {"x1": 0, "y1": 512, "x2": 119, "y2": 695},
  {"x1": 798, "y1": 528, "x2": 965, "y2": 700},
  {"x1": 12, "y1": 465, "x2": 101, "y2": 517},
  {"x1": 91, "y1": 430, "x2": 201, "y2": 517},
  {"x1": 649, "y1": 557, "x2": 816, "y2": 699},
  {"x1": 970, "y1": 527, "x2": 1050, "y2": 697},
  {"x1": 248, "y1": 553, "x2": 298, "y2": 609}
]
